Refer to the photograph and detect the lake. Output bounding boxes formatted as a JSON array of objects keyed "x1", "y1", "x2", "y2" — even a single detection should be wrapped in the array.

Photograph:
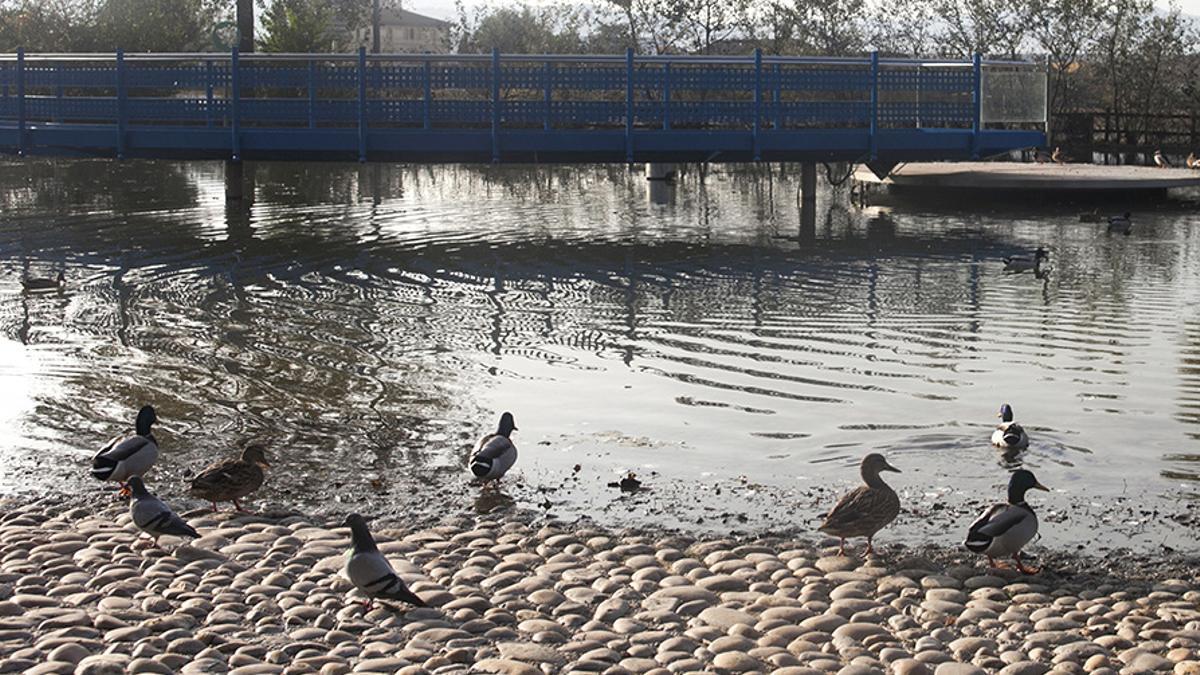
[{"x1": 1, "y1": 159, "x2": 1197, "y2": 553}]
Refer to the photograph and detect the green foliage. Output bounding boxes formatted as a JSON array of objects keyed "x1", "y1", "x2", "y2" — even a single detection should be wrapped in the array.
[{"x1": 259, "y1": 0, "x2": 335, "y2": 52}]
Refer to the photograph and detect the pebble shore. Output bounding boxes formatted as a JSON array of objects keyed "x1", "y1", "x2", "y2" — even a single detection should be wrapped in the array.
[{"x1": 0, "y1": 496, "x2": 1198, "y2": 675}]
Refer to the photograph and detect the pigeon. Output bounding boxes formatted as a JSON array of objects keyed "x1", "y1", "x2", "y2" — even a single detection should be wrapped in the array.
[
  {"x1": 127, "y1": 476, "x2": 200, "y2": 548},
  {"x1": 343, "y1": 513, "x2": 427, "y2": 609}
]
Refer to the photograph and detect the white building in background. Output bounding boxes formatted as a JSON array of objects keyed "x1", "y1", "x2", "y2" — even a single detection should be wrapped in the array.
[{"x1": 349, "y1": 8, "x2": 450, "y2": 53}]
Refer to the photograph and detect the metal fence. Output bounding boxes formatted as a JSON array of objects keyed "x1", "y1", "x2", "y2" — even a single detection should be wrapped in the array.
[{"x1": 0, "y1": 49, "x2": 1048, "y2": 163}]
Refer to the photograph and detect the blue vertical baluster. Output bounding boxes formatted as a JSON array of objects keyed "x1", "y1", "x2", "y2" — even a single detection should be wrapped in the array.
[
  {"x1": 662, "y1": 62, "x2": 671, "y2": 131},
  {"x1": 773, "y1": 63, "x2": 782, "y2": 130},
  {"x1": 116, "y1": 49, "x2": 126, "y2": 160},
  {"x1": 971, "y1": 53, "x2": 982, "y2": 158},
  {"x1": 753, "y1": 48, "x2": 762, "y2": 161},
  {"x1": 542, "y1": 59, "x2": 551, "y2": 132},
  {"x1": 491, "y1": 48, "x2": 500, "y2": 163},
  {"x1": 357, "y1": 47, "x2": 367, "y2": 162},
  {"x1": 230, "y1": 47, "x2": 241, "y2": 162},
  {"x1": 54, "y1": 63, "x2": 62, "y2": 123},
  {"x1": 625, "y1": 48, "x2": 634, "y2": 163},
  {"x1": 205, "y1": 60, "x2": 214, "y2": 127},
  {"x1": 16, "y1": 48, "x2": 25, "y2": 156},
  {"x1": 423, "y1": 56, "x2": 432, "y2": 130},
  {"x1": 868, "y1": 51, "x2": 879, "y2": 161},
  {"x1": 307, "y1": 59, "x2": 316, "y2": 129}
]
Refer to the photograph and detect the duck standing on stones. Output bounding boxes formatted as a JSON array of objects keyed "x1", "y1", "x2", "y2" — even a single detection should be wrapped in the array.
[
  {"x1": 1003, "y1": 247, "x2": 1048, "y2": 273},
  {"x1": 127, "y1": 477, "x2": 200, "y2": 548},
  {"x1": 21, "y1": 270, "x2": 64, "y2": 292},
  {"x1": 92, "y1": 405, "x2": 159, "y2": 496},
  {"x1": 469, "y1": 412, "x2": 518, "y2": 487},
  {"x1": 343, "y1": 513, "x2": 427, "y2": 609},
  {"x1": 818, "y1": 453, "x2": 902, "y2": 557},
  {"x1": 991, "y1": 403, "x2": 1030, "y2": 451},
  {"x1": 964, "y1": 469, "x2": 1049, "y2": 574},
  {"x1": 1107, "y1": 212, "x2": 1133, "y2": 235},
  {"x1": 190, "y1": 444, "x2": 271, "y2": 512},
  {"x1": 1154, "y1": 149, "x2": 1171, "y2": 168},
  {"x1": 1187, "y1": 152, "x2": 1199, "y2": 169}
]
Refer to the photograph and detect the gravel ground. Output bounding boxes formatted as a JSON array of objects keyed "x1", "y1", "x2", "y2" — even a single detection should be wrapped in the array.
[{"x1": 0, "y1": 493, "x2": 1197, "y2": 675}]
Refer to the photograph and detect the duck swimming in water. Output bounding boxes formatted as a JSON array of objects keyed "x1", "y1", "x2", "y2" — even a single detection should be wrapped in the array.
[
  {"x1": 1003, "y1": 247, "x2": 1048, "y2": 273},
  {"x1": 991, "y1": 403, "x2": 1029, "y2": 451},
  {"x1": 21, "y1": 271, "x2": 64, "y2": 292},
  {"x1": 1107, "y1": 212, "x2": 1132, "y2": 235},
  {"x1": 964, "y1": 469, "x2": 1049, "y2": 574}
]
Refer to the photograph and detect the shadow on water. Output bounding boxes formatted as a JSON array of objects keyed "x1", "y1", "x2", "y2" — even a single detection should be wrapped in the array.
[{"x1": 0, "y1": 158, "x2": 1198, "y2": 549}]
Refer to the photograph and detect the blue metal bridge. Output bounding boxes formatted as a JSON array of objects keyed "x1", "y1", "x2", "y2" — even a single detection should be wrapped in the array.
[{"x1": 0, "y1": 49, "x2": 1046, "y2": 165}]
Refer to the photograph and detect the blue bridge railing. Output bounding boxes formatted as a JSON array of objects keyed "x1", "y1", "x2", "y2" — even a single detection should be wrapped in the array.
[{"x1": 0, "y1": 49, "x2": 1046, "y2": 164}]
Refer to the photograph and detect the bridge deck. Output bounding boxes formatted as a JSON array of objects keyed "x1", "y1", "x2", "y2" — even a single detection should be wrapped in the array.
[{"x1": 0, "y1": 51, "x2": 1046, "y2": 164}]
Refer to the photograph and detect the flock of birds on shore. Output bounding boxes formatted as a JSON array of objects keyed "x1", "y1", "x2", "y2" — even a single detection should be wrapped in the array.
[
  {"x1": 1036, "y1": 145, "x2": 1200, "y2": 170},
  {"x1": 86, "y1": 402, "x2": 1050, "y2": 609}
]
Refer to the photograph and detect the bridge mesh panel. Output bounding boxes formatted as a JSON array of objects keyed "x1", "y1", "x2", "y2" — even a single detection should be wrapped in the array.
[{"x1": 982, "y1": 68, "x2": 1046, "y2": 124}]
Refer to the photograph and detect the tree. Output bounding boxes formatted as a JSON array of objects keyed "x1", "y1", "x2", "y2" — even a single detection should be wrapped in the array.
[
  {"x1": 259, "y1": 0, "x2": 335, "y2": 52},
  {"x1": 92, "y1": 0, "x2": 226, "y2": 51},
  {"x1": 455, "y1": 2, "x2": 592, "y2": 54}
]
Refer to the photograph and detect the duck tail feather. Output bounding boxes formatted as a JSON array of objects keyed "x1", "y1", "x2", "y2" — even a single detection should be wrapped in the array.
[{"x1": 470, "y1": 459, "x2": 492, "y2": 478}]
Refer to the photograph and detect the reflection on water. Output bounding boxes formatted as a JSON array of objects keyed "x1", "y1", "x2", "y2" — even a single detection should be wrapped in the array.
[{"x1": 1, "y1": 159, "x2": 1200, "y2": 549}]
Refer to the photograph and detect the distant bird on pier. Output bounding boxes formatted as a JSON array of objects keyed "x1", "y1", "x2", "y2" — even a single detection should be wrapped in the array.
[
  {"x1": 469, "y1": 412, "x2": 518, "y2": 486},
  {"x1": 1107, "y1": 212, "x2": 1133, "y2": 235},
  {"x1": 818, "y1": 453, "x2": 902, "y2": 557},
  {"x1": 127, "y1": 476, "x2": 200, "y2": 548},
  {"x1": 1154, "y1": 149, "x2": 1171, "y2": 168},
  {"x1": 1187, "y1": 152, "x2": 1200, "y2": 170},
  {"x1": 190, "y1": 444, "x2": 271, "y2": 512},
  {"x1": 991, "y1": 403, "x2": 1029, "y2": 451},
  {"x1": 1003, "y1": 247, "x2": 1048, "y2": 273},
  {"x1": 92, "y1": 405, "x2": 159, "y2": 496},
  {"x1": 964, "y1": 469, "x2": 1049, "y2": 574},
  {"x1": 21, "y1": 270, "x2": 64, "y2": 292},
  {"x1": 1051, "y1": 147, "x2": 1069, "y2": 164},
  {"x1": 343, "y1": 513, "x2": 427, "y2": 609}
]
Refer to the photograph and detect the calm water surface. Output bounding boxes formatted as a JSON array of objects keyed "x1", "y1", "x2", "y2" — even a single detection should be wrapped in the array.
[{"x1": 1, "y1": 159, "x2": 1198, "y2": 551}]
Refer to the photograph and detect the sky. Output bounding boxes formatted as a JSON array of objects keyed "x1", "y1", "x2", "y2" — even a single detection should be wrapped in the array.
[{"x1": 403, "y1": 0, "x2": 1200, "y2": 22}]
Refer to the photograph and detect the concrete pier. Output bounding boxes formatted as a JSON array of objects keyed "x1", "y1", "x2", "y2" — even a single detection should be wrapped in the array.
[{"x1": 854, "y1": 162, "x2": 1200, "y2": 194}]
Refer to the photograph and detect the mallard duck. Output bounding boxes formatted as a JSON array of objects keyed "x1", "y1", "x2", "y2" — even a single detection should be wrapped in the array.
[
  {"x1": 21, "y1": 271, "x2": 64, "y2": 292},
  {"x1": 190, "y1": 444, "x2": 270, "y2": 512},
  {"x1": 343, "y1": 513, "x2": 426, "y2": 609},
  {"x1": 92, "y1": 405, "x2": 159, "y2": 495},
  {"x1": 1107, "y1": 212, "x2": 1132, "y2": 235},
  {"x1": 1154, "y1": 149, "x2": 1171, "y2": 168},
  {"x1": 1186, "y1": 152, "x2": 1199, "y2": 169},
  {"x1": 964, "y1": 469, "x2": 1049, "y2": 573},
  {"x1": 1003, "y1": 247, "x2": 1048, "y2": 273},
  {"x1": 127, "y1": 477, "x2": 199, "y2": 548},
  {"x1": 818, "y1": 453, "x2": 901, "y2": 557},
  {"x1": 1051, "y1": 147, "x2": 1068, "y2": 164},
  {"x1": 991, "y1": 403, "x2": 1029, "y2": 450},
  {"x1": 469, "y1": 412, "x2": 517, "y2": 485}
]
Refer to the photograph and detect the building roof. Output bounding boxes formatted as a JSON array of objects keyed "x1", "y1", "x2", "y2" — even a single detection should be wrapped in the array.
[{"x1": 378, "y1": 8, "x2": 451, "y2": 29}]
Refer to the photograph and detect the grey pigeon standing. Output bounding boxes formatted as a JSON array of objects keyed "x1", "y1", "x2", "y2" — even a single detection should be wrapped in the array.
[
  {"x1": 343, "y1": 513, "x2": 426, "y2": 609},
  {"x1": 127, "y1": 476, "x2": 200, "y2": 548}
]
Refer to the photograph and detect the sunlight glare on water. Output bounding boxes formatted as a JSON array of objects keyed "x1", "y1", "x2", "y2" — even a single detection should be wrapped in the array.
[{"x1": 1, "y1": 159, "x2": 1198, "y2": 550}]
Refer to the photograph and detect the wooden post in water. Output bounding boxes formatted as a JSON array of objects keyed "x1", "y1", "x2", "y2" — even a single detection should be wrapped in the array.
[{"x1": 800, "y1": 162, "x2": 817, "y2": 234}]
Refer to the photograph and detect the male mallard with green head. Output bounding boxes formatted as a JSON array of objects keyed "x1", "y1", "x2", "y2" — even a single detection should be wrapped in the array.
[
  {"x1": 92, "y1": 405, "x2": 159, "y2": 496},
  {"x1": 991, "y1": 403, "x2": 1029, "y2": 451},
  {"x1": 964, "y1": 469, "x2": 1049, "y2": 574},
  {"x1": 818, "y1": 453, "x2": 902, "y2": 557}
]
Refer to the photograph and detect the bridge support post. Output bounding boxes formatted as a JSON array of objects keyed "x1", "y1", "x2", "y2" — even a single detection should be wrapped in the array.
[
  {"x1": 800, "y1": 162, "x2": 817, "y2": 233},
  {"x1": 225, "y1": 161, "x2": 254, "y2": 203},
  {"x1": 645, "y1": 163, "x2": 677, "y2": 181}
]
